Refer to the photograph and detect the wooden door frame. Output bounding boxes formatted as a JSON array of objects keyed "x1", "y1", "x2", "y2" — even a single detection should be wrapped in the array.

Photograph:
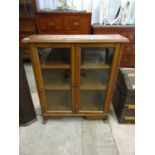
[
  {"x1": 29, "y1": 43, "x2": 76, "y2": 116},
  {"x1": 29, "y1": 42, "x2": 122, "y2": 119},
  {"x1": 75, "y1": 43, "x2": 122, "y2": 115}
]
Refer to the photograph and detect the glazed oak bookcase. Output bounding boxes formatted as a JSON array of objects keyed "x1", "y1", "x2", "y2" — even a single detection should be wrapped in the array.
[{"x1": 23, "y1": 35, "x2": 128, "y2": 122}]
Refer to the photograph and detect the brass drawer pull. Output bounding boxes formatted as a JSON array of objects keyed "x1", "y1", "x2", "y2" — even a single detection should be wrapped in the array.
[
  {"x1": 74, "y1": 22, "x2": 80, "y2": 26},
  {"x1": 124, "y1": 58, "x2": 129, "y2": 63},
  {"x1": 48, "y1": 22, "x2": 54, "y2": 26},
  {"x1": 129, "y1": 35, "x2": 134, "y2": 40},
  {"x1": 126, "y1": 48, "x2": 132, "y2": 52}
]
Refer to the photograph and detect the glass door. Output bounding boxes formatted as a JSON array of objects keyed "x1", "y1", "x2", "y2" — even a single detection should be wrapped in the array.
[
  {"x1": 37, "y1": 47, "x2": 72, "y2": 112},
  {"x1": 79, "y1": 47, "x2": 114, "y2": 112}
]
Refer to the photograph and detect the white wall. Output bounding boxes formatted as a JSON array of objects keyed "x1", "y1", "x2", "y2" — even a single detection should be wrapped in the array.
[{"x1": 36, "y1": 0, "x2": 135, "y2": 24}]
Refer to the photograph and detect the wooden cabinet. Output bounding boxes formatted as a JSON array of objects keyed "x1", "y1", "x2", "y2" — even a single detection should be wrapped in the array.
[
  {"x1": 22, "y1": 35, "x2": 128, "y2": 121},
  {"x1": 36, "y1": 12, "x2": 91, "y2": 34},
  {"x1": 19, "y1": 18, "x2": 37, "y2": 59},
  {"x1": 92, "y1": 25, "x2": 135, "y2": 67},
  {"x1": 19, "y1": 0, "x2": 37, "y2": 59}
]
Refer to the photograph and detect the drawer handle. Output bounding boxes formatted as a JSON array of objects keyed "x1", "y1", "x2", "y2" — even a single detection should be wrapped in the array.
[
  {"x1": 126, "y1": 48, "x2": 132, "y2": 52},
  {"x1": 48, "y1": 22, "x2": 54, "y2": 26},
  {"x1": 25, "y1": 49, "x2": 29, "y2": 53},
  {"x1": 129, "y1": 35, "x2": 134, "y2": 40},
  {"x1": 74, "y1": 22, "x2": 80, "y2": 26},
  {"x1": 124, "y1": 58, "x2": 129, "y2": 63}
]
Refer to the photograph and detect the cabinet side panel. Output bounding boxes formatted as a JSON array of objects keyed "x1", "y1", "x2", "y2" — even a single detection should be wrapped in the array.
[
  {"x1": 29, "y1": 44, "x2": 48, "y2": 114},
  {"x1": 103, "y1": 44, "x2": 122, "y2": 113}
]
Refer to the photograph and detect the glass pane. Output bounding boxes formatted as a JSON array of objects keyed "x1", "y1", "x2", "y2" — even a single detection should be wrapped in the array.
[
  {"x1": 80, "y1": 69, "x2": 110, "y2": 89},
  {"x1": 37, "y1": 47, "x2": 71, "y2": 111},
  {"x1": 81, "y1": 48, "x2": 113, "y2": 66},
  {"x1": 80, "y1": 90, "x2": 106, "y2": 111},
  {"x1": 42, "y1": 69, "x2": 71, "y2": 90},
  {"x1": 38, "y1": 48, "x2": 70, "y2": 66},
  {"x1": 45, "y1": 90, "x2": 71, "y2": 111},
  {"x1": 80, "y1": 47, "x2": 114, "y2": 111}
]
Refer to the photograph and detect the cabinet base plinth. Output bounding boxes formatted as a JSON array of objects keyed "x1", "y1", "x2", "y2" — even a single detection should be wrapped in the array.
[
  {"x1": 42, "y1": 116, "x2": 65, "y2": 123},
  {"x1": 86, "y1": 116, "x2": 108, "y2": 120},
  {"x1": 42, "y1": 114, "x2": 108, "y2": 120}
]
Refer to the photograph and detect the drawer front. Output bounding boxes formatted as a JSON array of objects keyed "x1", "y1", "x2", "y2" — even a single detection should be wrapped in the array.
[
  {"x1": 120, "y1": 44, "x2": 135, "y2": 67},
  {"x1": 19, "y1": 19, "x2": 36, "y2": 32},
  {"x1": 93, "y1": 27, "x2": 135, "y2": 42},
  {"x1": 38, "y1": 16, "x2": 63, "y2": 31},
  {"x1": 19, "y1": 32, "x2": 36, "y2": 58},
  {"x1": 64, "y1": 17, "x2": 89, "y2": 31},
  {"x1": 120, "y1": 31, "x2": 135, "y2": 43},
  {"x1": 120, "y1": 54, "x2": 135, "y2": 67},
  {"x1": 37, "y1": 13, "x2": 91, "y2": 34}
]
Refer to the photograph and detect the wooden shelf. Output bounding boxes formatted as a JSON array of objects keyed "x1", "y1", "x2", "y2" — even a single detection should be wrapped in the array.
[
  {"x1": 80, "y1": 69, "x2": 109, "y2": 90},
  {"x1": 44, "y1": 83, "x2": 70, "y2": 90},
  {"x1": 80, "y1": 90, "x2": 105, "y2": 111},
  {"x1": 41, "y1": 64, "x2": 71, "y2": 69},
  {"x1": 42, "y1": 69, "x2": 71, "y2": 90},
  {"x1": 81, "y1": 64, "x2": 110, "y2": 69},
  {"x1": 45, "y1": 90, "x2": 71, "y2": 111},
  {"x1": 80, "y1": 83, "x2": 107, "y2": 90}
]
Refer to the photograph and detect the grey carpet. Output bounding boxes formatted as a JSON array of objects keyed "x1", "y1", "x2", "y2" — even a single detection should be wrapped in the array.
[{"x1": 20, "y1": 63, "x2": 119, "y2": 155}]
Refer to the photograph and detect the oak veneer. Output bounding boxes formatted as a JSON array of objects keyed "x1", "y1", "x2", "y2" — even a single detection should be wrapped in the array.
[{"x1": 23, "y1": 34, "x2": 128, "y2": 121}]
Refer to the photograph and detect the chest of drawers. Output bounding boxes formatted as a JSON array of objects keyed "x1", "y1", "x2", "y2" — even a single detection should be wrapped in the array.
[
  {"x1": 92, "y1": 25, "x2": 135, "y2": 67},
  {"x1": 36, "y1": 12, "x2": 92, "y2": 34},
  {"x1": 19, "y1": 18, "x2": 37, "y2": 59}
]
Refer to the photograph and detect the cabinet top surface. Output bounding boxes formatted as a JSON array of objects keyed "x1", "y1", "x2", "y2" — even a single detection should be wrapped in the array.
[
  {"x1": 93, "y1": 24, "x2": 135, "y2": 28},
  {"x1": 36, "y1": 11, "x2": 91, "y2": 14},
  {"x1": 22, "y1": 35, "x2": 129, "y2": 43}
]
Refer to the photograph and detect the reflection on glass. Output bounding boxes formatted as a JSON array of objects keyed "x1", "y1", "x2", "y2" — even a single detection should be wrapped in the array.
[
  {"x1": 37, "y1": 47, "x2": 71, "y2": 111},
  {"x1": 42, "y1": 69, "x2": 71, "y2": 90},
  {"x1": 46, "y1": 90, "x2": 71, "y2": 111},
  {"x1": 80, "y1": 47, "x2": 114, "y2": 112},
  {"x1": 81, "y1": 48, "x2": 114, "y2": 66},
  {"x1": 80, "y1": 90, "x2": 106, "y2": 111},
  {"x1": 38, "y1": 48, "x2": 70, "y2": 65},
  {"x1": 80, "y1": 69, "x2": 110, "y2": 90}
]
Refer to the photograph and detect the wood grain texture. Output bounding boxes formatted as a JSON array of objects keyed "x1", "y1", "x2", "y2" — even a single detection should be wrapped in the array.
[
  {"x1": 22, "y1": 34, "x2": 129, "y2": 43},
  {"x1": 103, "y1": 44, "x2": 122, "y2": 113},
  {"x1": 19, "y1": 18, "x2": 37, "y2": 59},
  {"x1": 36, "y1": 12, "x2": 91, "y2": 34},
  {"x1": 92, "y1": 25, "x2": 135, "y2": 67},
  {"x1": 26, "y1": 35, "x2": 125, "y2": 120}
]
